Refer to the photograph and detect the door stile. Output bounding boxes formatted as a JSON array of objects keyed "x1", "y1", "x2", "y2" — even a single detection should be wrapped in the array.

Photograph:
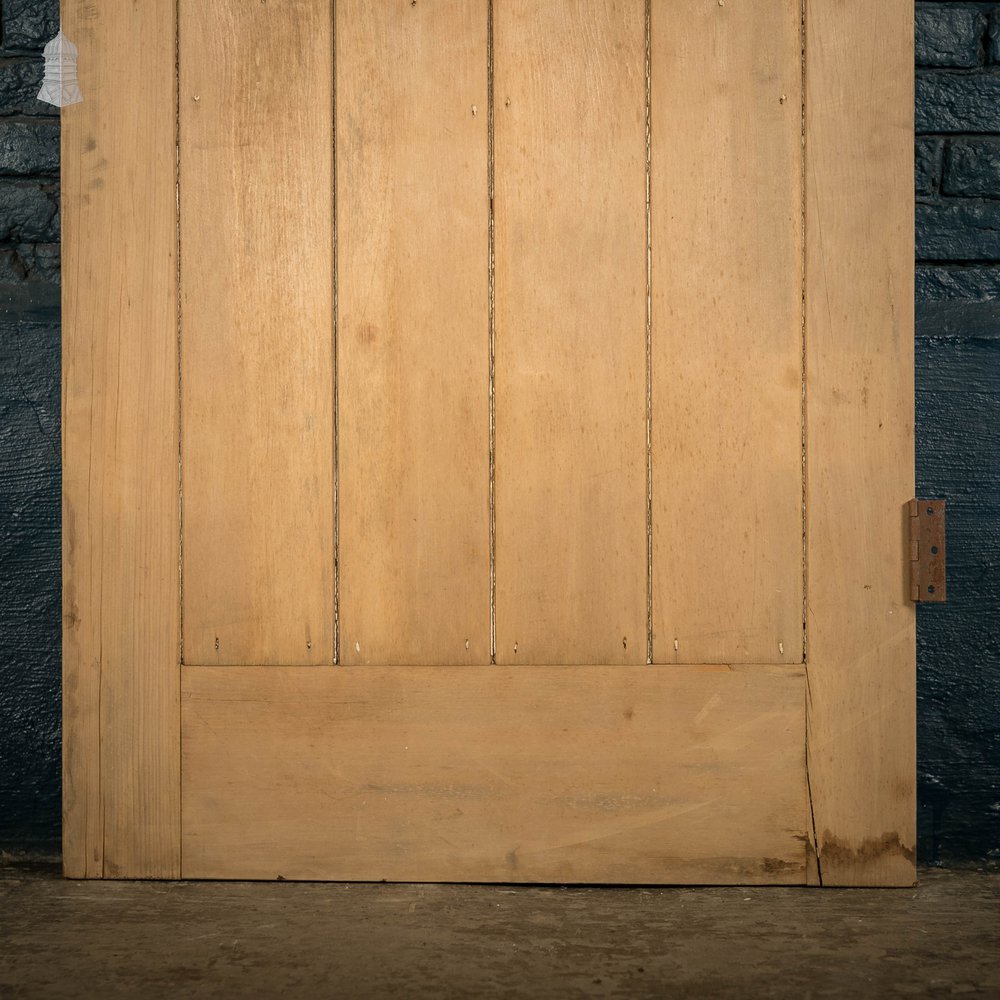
[
  {"x1": 62, "y1": 0, "x2": 181, "y2": 878},
  {"x1": 804, "y1": 0, "x2": 917, "y2": 887}
]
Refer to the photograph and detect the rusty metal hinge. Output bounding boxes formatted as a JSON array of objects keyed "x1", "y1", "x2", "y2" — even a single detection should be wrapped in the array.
[{"x1": 910, "y1": 499, "x2": 947, "y2": 602}]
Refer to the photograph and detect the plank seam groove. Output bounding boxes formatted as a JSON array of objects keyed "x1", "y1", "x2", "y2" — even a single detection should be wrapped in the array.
[
  {"x1": 488, "y1": 0, "x2": 497, "y2": 666},
  {"x1": 174, "y1": 0, "x2": 184, "y2": 875},
  {"x1": 800, "y1": 0, "x2": 818, "y2": 883},
  {"x1": 332, "y1": 0, "x2": 340, "y2": 666},
  {"x1": 181, "y1": 663, "x2": 807, "y2": 674},
  {"x1": 175, "y1": 0, "x2": 185, "y2": 670},
  {"x1": 644, "y1": 0, "x2": 654, "y2": 666},
  {"x1": 800, "y1": 0, "x2": 808, "y2": 667},
  {"x1": 98, "y1": 582, "x2": 104, "y2": 876}
]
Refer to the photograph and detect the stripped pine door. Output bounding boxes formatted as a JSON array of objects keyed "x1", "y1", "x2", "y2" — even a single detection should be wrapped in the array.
[{"x1": 62, "y1": 0, "x2": 916, "y2": 885}]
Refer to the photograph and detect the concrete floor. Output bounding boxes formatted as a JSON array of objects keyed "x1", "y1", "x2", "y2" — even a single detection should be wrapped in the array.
[{"x1": 0, "y1": 856, "x2": 997, "y2": 999}]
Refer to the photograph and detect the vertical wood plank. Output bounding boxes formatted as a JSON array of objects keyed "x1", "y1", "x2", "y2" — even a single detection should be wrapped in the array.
[
  {"x1": 179, "y1": 1, "x2": 335, "y2": 665},
  {"x1": 337, "y1": 0, "x2": 490, "y2": 665},
  {"x1": 806, "y1": 0, "x2": 916, "y2": 886},
  {"x1": 650, "y1": 0, "x2": 804, "y2": 664},
  {"x1": 62, "y1": 0, "x2": 180, "y2": 877},
  {"x1": 494, "y1": 0, "x2": 647, "y2": 665}
]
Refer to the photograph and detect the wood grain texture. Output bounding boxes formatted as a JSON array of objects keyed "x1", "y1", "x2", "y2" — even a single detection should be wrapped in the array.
[
  {"x1": 337, "y1": 0, "x2": 490, "y2": 665},
  {"x1": 805, "y1": 0, "x2": 917, "y2": 886},
  {"x1": 181, "y1": 665, "x2": 809, "y2": 883},
  {"x1": 650, "y1": 0, "x2": 804, "y2": 664},
  {"x1": 179, "y1": 1, "x2": 335, "y2": 665},
  {"x1": 493, "y1": 0, "x2": 647, "y2": 664},
  {"x1": 62, "y1": 0, "x2": 180, "y2": 877}
]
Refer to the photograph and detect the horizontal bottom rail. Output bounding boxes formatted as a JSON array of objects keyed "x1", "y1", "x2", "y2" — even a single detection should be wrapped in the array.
[{"x1": 181, "y1": 665, "x2": 808, "y2": 884}]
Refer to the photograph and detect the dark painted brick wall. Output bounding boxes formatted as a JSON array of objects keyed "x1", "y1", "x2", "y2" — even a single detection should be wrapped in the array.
[
  {"x1": 0, "y1": 2, "x2": 997, "y2": 862},
  {"x1": 0, "y1": 0, "x2": 61, "y2": 847},
  {"x1": 915, "y1": 2, "x2": 1000, "y2": 865}
]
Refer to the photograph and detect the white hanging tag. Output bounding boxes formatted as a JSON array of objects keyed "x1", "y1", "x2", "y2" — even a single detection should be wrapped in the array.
[{"x1": 37, "y1": 30, "x2": 83, "y2": 108}]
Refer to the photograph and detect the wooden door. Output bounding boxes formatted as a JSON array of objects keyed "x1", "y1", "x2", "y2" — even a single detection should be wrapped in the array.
[{"x1": 61, "y1": 0, "x2": 916, "y2": 886}]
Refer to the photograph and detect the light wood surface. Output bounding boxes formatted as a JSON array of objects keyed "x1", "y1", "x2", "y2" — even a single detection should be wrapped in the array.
[
  {"x1": 181, "y1": 665, "x2": 809, "y2": 883},
  {"x1": 61, "y1": 0, "x2": 180, "y2": 878},
  {"x1": 650, "y1": 0, "x2": 804, "y2": 664},
  {"x1": 805, "y1": 0, "x2": 916, "y2": 886},
  {"x1": 62, "y1": 2, "x2": 916, "y2": 887},
  {"x1": 493, "y1": 0, "x2": 647, "y2": 664},
  {"x1": 179, "y1": 1, "x2": 335, "y2": 665},
  {"x1": 336, "y1": 0, "x2": 490, "y2": 665}
]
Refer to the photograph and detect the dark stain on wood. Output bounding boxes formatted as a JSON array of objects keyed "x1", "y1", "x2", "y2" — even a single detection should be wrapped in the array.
[
  {"x1": 819, "y1": 831, "x2": 916, "y2": 868},
  {"x1": 760, "y1": 856, "x2": 800, "y2": 875}
]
